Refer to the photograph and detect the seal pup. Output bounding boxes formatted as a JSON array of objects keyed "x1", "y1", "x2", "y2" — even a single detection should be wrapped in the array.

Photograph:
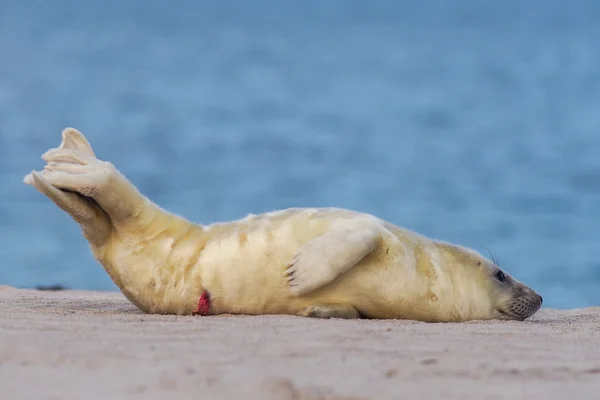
[{"x1": 23, "y1": 128, "x2": 543, "y2": 322}]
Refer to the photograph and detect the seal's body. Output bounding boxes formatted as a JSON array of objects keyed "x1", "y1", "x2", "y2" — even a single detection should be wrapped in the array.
[{"x1": 24, "y1": 128, "x2": 543, "y2": 322}]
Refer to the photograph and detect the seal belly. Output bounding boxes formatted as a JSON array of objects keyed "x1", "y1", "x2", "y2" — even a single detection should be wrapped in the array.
[
  {"x1": 194, "y1": 211, "x2": 324, "y2": 315},
  {"x1": 194, "y1": 211, "x2": 428, "y2": 318}
]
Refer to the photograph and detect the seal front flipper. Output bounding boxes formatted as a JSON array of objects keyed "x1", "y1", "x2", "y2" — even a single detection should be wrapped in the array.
[
  {"x1": 299, "y1": 304, "x2": 361, "y2": 319},
  {"x1": 285, "y1": 220, "x2": 381, "y2": 296}
]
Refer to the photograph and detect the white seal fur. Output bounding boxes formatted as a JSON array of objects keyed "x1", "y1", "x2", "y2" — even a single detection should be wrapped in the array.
[{"x1": 23, "y1": 128, "x2": 543, "y2": 322}]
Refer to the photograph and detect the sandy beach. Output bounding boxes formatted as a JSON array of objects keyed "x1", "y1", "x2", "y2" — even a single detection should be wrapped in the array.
[{"x1": 0, "y1": 286, "x2": 599, "y2": 400}]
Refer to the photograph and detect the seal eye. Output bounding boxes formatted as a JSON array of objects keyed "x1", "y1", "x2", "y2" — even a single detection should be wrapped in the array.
[{"x1": 494, "y1": 270, "x2": 507, "y2": 283}]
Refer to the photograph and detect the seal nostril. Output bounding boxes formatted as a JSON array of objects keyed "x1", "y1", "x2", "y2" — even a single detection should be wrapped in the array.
[{"x1": 538, "y1": 295, "x2": 543, "y2": 304}]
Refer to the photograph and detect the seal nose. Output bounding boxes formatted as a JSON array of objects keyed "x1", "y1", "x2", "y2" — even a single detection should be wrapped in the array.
[{"x1": 538, "y1": 294, "x2": 543, "y2": 305}]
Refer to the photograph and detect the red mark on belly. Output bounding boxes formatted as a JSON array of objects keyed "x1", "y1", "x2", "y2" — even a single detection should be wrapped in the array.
[{"x1": 192, "y1": 290, "x2": 211, "y2": 316}]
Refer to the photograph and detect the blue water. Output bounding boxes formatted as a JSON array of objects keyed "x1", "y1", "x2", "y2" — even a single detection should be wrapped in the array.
[{"x1": 1, "y1": 0, "x2": 599, "y2": 309}]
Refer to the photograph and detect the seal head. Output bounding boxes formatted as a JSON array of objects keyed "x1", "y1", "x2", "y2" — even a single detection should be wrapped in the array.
[
  {"x1": 467, "y1": 251, "x2": 542, "y2": 321},
  {"x1": 489, "y1": 266, "x2": 543, "y2": 321}
]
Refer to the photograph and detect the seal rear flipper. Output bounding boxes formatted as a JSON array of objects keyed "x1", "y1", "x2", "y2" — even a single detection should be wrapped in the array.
[
  {"x1": 25, "y1": 171, "x2": 111, "y2": 247},
  {"x1": 39, "y1": 127, "x2": 97, "y2": 165},
  {"x1": 58, "y1": 127, "x2": 96, "y2": 156},
  {"x1": 299, "y1": 304, "x2": 361, "y2": 319},
  {"x1": 24, "y1": 127, "x2": 160, "y2": 226},
  {"x1": 285, "y1": 220, "x2": 381, "y2": 296}
]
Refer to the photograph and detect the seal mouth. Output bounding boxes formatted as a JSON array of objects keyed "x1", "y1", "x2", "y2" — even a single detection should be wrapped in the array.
[
  {"x1": 496, "y1": 293, "x2": 542, "y2": 321},
  {"x1": 496, "y1": 309, "x2": 527, "y2": 321}
]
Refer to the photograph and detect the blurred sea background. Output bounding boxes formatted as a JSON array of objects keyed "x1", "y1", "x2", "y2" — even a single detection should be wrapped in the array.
[{"x1": 1, "y1": 0, "x2": 599, "y2": 310}]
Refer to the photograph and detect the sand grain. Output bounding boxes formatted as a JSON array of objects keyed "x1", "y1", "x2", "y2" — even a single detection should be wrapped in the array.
[{"x1": 0, "y1": 288, "x2": 598, "y2": 399}]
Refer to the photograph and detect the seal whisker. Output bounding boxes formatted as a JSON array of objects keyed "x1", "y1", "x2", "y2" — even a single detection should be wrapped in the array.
[{"x1": 482, "y1": 246, "x2": 499, "y2": 266}]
